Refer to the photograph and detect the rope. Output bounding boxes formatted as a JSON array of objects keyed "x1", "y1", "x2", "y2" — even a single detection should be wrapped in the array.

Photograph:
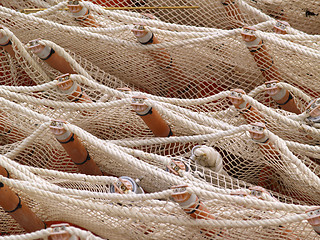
[
  {"x1": 0, "y1": 27, "x2": 51, "y2": 84},
  {"x1": 0, "y1": 226, "x2": 104, "y2": 240},
  {"x1": 192, "y1": 145, "x2": 225, "y2": 173},
  {"x1": 0, "y1": 175, "x2": 313, "y2": 226}
]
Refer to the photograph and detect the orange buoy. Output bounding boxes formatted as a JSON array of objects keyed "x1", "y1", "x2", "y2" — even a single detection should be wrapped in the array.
[
  {"x1": 241, "y1": 26, "x2": 281, "y2": 82},
  {"x1": 46, "y1": 221, "x2": 87, "y2": 230},
  {"x1": 48, "y1": 223, "x2": 81, "y2": 240},
  {"x1": 0, "y1": 166, "x2": 45, "y2": 233},
  {"x1": 56, "y1": 74, "x2": 92, "y2": 103},
  {"x1": 228, "y1": 89, "x2": 264, "y2": 124},
  {"x1": 166, "y1": 159, "x2": 190, "y2": 176},
  {"x1": 273, "y1": 20, "x2": 290, "y2": 35},
  {"x1": 248, "y1": 186, "x2": 298, "y2": 239},
  {"x1": 171, "y1": 185, "x2": 223, "y2": 238},
  {"x1": 306, "y1": 207, "x2": 320, "y2": 236},
  {"x1": 28, "y1": 39, "x2": 77, "y2": 74},
  {"x1": 248, "y1": 122, "x2": 303, "y2": 200},
  {"x1": 0, "y1": 26, "x2": 36, "y2": 86},
  {"x1": 109, "y1": 176, "x2": 154, "y2": 235},
  {"x1": 249, "y1": 186, "x2": 278, "y2": 201},
  {"x1": 50, "y1": 120, "x2": 103, "y2": 176},
  {"x1": 0, "y1": 167, "x2": 9, "y2": 178},
  {"x1": 249, "y1": 122, "x2": 276, "y2": 154},
  {"x1": 131, "y1": 95, "x2": 173, "y2": 137},
  {"x1": 110, "y1": 176, "x2": 144, "y2": 194},
  {"x1": 305, "y1": 98, "x2": 320, "y2": 125},
  {"x1": 0, "y1": 28, "x2": 15, "y2": 58},
  {"x1": 171, "y1": 184, "x2": 215, "y2": 220},
  {"x1": 249, "y1": 186, "x2": 300, "y2": 239},
  {"x1": 265, "y1": 80, "x2": 301, "y2": 114},
  {"x1": 116, "y1": 87, "x2": 132, "y2": 95},
  {"x1": 248, "y1": 122, "x2": 279, "y2": 188},
  {"x1": 132, "y1": 23, "x2": 172, "y2": 70},
  {"x1": 67, "y1": 1, "x2": 100, "y2": 27},
  {"x1": 131, "y1": 22, "x2": 195, "y2": 98}
]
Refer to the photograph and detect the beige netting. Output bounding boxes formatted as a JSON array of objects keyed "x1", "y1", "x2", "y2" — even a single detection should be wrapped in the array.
[{"x1": 0, "y1": 0, "x2": 319, "y2": 239}]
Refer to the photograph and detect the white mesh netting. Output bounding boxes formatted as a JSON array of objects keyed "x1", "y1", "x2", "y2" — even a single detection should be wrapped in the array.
[{"x1": 0, "y1": 0, "x2": 319, "y2": 239}]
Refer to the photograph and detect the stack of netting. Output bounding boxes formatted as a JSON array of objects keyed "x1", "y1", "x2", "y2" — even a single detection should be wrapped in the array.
[{"x1": 0, "y1": 0, "x2": 319, "y2": 239}]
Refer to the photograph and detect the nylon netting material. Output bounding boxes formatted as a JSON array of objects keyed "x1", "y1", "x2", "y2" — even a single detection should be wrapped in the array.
[{"x1": 0, "y1": 0, "x2": 319, "y2": 239}]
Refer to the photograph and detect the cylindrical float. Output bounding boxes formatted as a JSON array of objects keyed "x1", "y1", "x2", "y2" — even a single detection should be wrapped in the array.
[
  {"x1": 50, "y1": 120, "x2": 103, "y2": 176},
  {"x1": 249, "y1": 186, "x2": 278, "y2": 201},
  {"x1": 265, "y1": 80, "x2": 301, "y2": 114},
  {"x1": 132, "y1": 23, "x2": 172, "y2": 70},
  {"x1": 249, "y1": 122, "x2": 276, "y2": 159},
  {"x1": 171, "y1": 185, "x2": 222, "y2": 238},
  {"x1": 0, "y1": 26, "x2": 37, "y2": 86},
  {"x1": 131, "y1": 23, "x2": 196, "y2": 98},
  {"x1": 166, "y1": 159, "x2": 189, "y2": 176},
  {"x1": 249, "y1": 122, "x2": 287, "y2": 195},
  {"x1": 28, "y1": 39, "x2": 77, "y2": 74},
  {"x1": 305, "y1": 98, "x2": 320, "y2": 126},
  {"x1": 0, "y1": 166, "x2": 45, "y2": 233},
  {"x1": 48, "y1": 223, "x2": 80, "y2": 240},
  {"x1": 67, "y1": 1, "x2": 100, "y2": 27},
  {"x1": 306, "y1": 206, "x2": 320, "y2": 236},
  {"x1": 56, "y1": 74, "x2": 92, "y2": 103},
  {"x1": 109, "y1": 176, "x2": 144, "y2": 194},
  {"x1": 171, "y1": 184, "x2": 215, "y2": 220},
  {"x1": 131, "y1": 95, "x2": 173, "y2": 137},
  {"x1": 228, "y1": 89, "x2": 264, "y2": 124},
  {"x1": 0, "y1": 26, "x2": 15, "y2": 58},
  {"x1": 273, "y1": 20, "x2": 290, "y2": 34},
  {"x1": 241, "y1": 26, "x2": 281, "y2": 82}
]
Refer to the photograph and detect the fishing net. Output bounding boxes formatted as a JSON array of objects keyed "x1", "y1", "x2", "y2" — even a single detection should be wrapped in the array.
[{"x1": 0, "y1": 0, "x2": 319, "y2": 239}]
